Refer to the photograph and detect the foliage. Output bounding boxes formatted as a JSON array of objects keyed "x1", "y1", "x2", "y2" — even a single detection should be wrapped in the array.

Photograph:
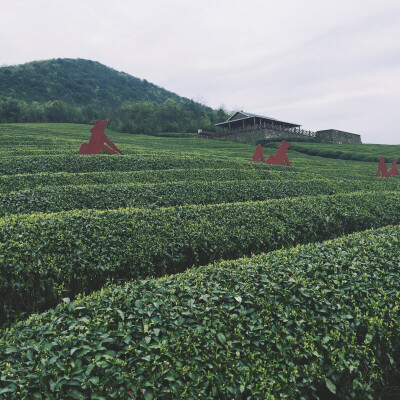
[
  {"x1": 2, "y1": 191, "x2": 400, "y2": 324},
  {"x1": 0, "y1": 59, "x2": 230, "y2": 132},
  {"x1": 0, "y1": 167, "x2": 307, "y2": 193},
  {"x1": 0, "y1": 225, "x2": 399, "y2": 398},
  {"x1": 0, "y1": 123, "x2": 399, "y2": 398},
  {"x1": 2, "y1": 178, "x2": 400, "y2": 216},
  {"x1": 0, "y1": 153, "x2": 239, "y2": 175},
  {"x1": 290, "y1": 143, "x2": 400, "y2": 163}
]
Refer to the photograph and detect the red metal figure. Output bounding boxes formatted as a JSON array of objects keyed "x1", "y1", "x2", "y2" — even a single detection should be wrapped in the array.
[
  {"x1": 251, "y1": 144, "x2": 266, "y2": 163},
  {"x1": 266, "y1": 140, "x2": 292, "y2": 166},
  {"x1": 376, "y1": 155, "x2": 390, "y2": 177},
  {"x1": 389, "y1": 158, "x2": 399, "y2": 176},
  {"x1": 78, "y1": 120, "x2": 122, "y2": 155}
]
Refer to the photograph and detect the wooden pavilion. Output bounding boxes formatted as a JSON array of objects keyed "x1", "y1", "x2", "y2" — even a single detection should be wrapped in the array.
[{"x1": 215, "y1": 111, "x2": 301, "y2": 133}]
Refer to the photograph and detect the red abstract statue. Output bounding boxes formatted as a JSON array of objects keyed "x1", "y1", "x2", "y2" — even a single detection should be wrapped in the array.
[
  {"x1": 78, "y1": 120, "x2": 122, "y2": 155},
  {"x1": 266, "y1": 140, "x2": 292, "y2": 166},
  {"x1": 251, "y1": 144, "x2": 266, "y2": 163},
  {"x1": 389, "y1": 158, "x2": 399, "y2": 176},
  {"x1": 376, "y1": 156, "x2": 390, "y2": 177}
]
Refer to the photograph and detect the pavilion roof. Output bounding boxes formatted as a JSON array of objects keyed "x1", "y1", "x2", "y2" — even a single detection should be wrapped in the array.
[{"x1": 215, "y1": 111, "x2": 301, "y2": 128}]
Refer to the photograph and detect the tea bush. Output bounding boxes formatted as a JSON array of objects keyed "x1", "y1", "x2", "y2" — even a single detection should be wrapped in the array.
[
  {"x1": 0, "y1": 225, "x2": 399, "y2": 399},
  {"x1": 1, "y1": 123, "x2": 399, "y2": 398},
  {"x1": 2, "y1": 178, "x2": 400, "y2": 216},
  {"x1": 0, "y1": 167, "x2": 304, "y2": 193},
  {"x1": 0, "y1": 154, "x2": 241, "y2": 175},
  {"x1": 1, "y1": 178, "x2": 393, "y2": 216},
  {"x1": 2, "y1": 191, "x2": 400, "y2": 324}
]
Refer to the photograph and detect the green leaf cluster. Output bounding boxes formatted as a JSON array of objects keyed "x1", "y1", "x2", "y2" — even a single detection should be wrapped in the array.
[
  {"x1": 1, "y1": 225, "x2": 399, "y2": 398},
  {"x1": 0, "y1": 167, "x2": 306, "y2": 193},
  {"x1": 4, "y1": 178, "x2": 400, "y2": 216},
  {"x1": 0, "y1": 59, "x2": 230, "y2": 133},
  {"x1": 2, "y1": 191, "x2": 400, "y2": 325}
]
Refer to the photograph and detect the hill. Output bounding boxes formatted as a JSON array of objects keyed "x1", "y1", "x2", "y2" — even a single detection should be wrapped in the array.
[{"x1": 0, "y1": 58, "x2": 228, "y2": 132}]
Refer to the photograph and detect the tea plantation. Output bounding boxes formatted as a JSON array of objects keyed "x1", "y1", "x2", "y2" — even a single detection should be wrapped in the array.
[{"x1": 0, "y1": 123, "x2": 399, "y2": 399}]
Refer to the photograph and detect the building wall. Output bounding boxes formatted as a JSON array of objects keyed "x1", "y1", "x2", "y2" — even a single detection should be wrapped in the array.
[
  {"x1": 316, "y1": 129, "x2": 362, "y2": 144},
  {"x1": 211, "y1": 127, "x2": 362, "y2": 145},
  {"x1": 263, "y1": 129, "x2": 308, "y2": 140},
  {"x1": 217, "y1": 128, "x2": 313, "y2": 143},
  {"x1": 217, "y1": 128, "x2": 266, "y2": 143}
]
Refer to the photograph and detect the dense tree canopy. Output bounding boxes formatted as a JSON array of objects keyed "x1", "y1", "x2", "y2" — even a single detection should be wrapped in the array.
[{"x1": 0, "y1": 59, "x2": 229, "y2": 133}]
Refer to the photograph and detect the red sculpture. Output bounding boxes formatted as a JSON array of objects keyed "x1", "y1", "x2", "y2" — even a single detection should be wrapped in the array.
[
  {"x1": 389, "y1": 158, "x2": 399, "y2": 176},
  {"x1": 376, "y1": 156, "x2": 390, "y2": 177},
  {"x1": 78, "y1": 120, "x2": 122, "y2": 155},
  {"x1": 266, "y1": 140, "x2": 292, "y2": 166},
  {"x1": 251, "y1": 144, "x2": 266, "y2": 163}
]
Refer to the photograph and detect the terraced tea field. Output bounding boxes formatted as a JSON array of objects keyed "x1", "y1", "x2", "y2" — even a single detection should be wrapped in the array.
[{"x1": 0, "y1": 123, "x2": 399, "y2": 399}]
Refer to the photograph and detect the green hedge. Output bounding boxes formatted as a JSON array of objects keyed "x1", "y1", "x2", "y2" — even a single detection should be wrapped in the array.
[
  {"x1": 289, "y1": 145, "x2": 396, "y2": 164},
  {"x1": 2, "y1": 178, "x2": 400, "y2": 216},
  {"x1": 0, "y1": 154, "x2": 246, "y2": 175},
  {"x1": 0, "y1": 167, "x2": 306, "y2": 193},
  {"x1": 0, "y1": 179, "x2": 363, "y2": 215},
  {"x1": 0, "y1": 225, "x2": 399, "y2": 398},
  {"x1": 2, "y1": 191, "x2": 400, "y2": 325}
]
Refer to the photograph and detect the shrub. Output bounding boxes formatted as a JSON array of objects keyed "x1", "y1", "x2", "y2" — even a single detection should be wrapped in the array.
[
  {"x1": 0, "y1": 154, "x2": 244, "y2": 175},
  {"x1": 2, "y1": 178, "x2": 400, "y2": 216},
  {"x1": 0, "y1": 225, "x2": 399, "y2": 398},
  {"x1": 0, "y1": 167, "x2": 305, "y2": 193},
  {"x1": 2, "y1": 191, "x2": 400, "y2": 324},
  {"x1": 338, "y1": 152, "x2": 352, "y2": 160}
]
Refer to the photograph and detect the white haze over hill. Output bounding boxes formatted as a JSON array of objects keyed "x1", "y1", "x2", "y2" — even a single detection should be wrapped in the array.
[{"x1": 1, "y1": 0, "x2": 400, "y2": 144}]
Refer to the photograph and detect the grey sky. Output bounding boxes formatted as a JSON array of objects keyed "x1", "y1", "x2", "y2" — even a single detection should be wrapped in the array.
[{"x1": 1, "y1": 0, "x2": 400, "y2": 144}]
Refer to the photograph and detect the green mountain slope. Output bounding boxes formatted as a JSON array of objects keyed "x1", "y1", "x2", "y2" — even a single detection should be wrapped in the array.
[
  {"x1": 0, "y1": 59, "x2": 184, "y2": 106},
  {"x1": 0, "y1": 59, "x2": 228, "y2": 132}
]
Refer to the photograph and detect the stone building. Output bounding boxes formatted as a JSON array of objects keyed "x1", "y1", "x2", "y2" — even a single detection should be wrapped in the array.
[
  {"x1": 213, "y1": 111, "x2": 362, "y2": 144},
  {"x1": 315, "y1": 129, "x2": 362, "y2": 144}
]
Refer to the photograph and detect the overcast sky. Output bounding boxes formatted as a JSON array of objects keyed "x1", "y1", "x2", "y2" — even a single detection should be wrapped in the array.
[{"x1": 1, "y1": 0, "x2": 400, "y2": 144}]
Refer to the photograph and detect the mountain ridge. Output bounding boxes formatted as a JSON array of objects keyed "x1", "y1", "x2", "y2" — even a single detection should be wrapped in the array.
[
  {"x1": 0, "y1": 58, "x2": 188, "y2": 106},
  {"x1": 0, "y1": 58, "x2": 227, "y2": 133}
]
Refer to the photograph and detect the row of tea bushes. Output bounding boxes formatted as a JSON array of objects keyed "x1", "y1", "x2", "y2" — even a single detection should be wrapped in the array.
[
  {"x1": 290, "y1": 142, "x2": 400, "y2": 163},
  {"x1": 2, "y1": 191, "x2": 400, "y2": 324},
  {"x1": 1, "y1": 225, "x2": 399, "y2": 399},
  {"x1": 0, "y1": 150, "x2": 380, "y2": 180},
  {"x1": 0, "y1": 167, "x2": 308, "y2": 193},
  {"x1": 290, "y1": 144, "x2": 374, "y2": 161},
  {"x1": 0, "y1": 154, "x2": 248, "y2": 175},
  {"x1": 0, "y1": 179, "x2": 369, "y2": 215},
  {"x1": 2, "y1": 178, "x2": 400, "y2": 216}
]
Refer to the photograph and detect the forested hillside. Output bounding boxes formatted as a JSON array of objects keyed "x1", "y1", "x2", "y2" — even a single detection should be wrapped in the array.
[{"x1": 0, "y1": 59, "x2": 228, "y2": 133}]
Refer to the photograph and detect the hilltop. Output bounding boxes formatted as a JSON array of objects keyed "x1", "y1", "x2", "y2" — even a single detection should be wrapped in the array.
[{"x1": 0, "y1": 58, "x2": 228, "y2": 133}]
